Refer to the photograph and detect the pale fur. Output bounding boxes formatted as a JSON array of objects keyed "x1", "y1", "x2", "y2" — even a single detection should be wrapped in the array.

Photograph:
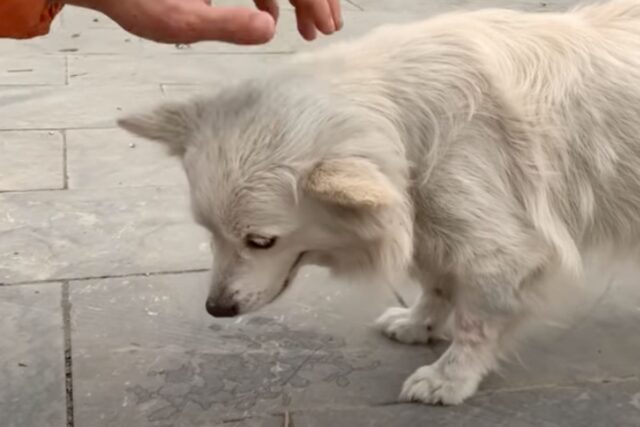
[{"x1": 119, "y1": 0, "x2": 640, "y2": 406}]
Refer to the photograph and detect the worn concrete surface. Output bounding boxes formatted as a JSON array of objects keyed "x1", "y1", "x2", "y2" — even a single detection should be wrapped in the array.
[{"x1": 1, "y1": 1, "x2": 639, "y2": 426}]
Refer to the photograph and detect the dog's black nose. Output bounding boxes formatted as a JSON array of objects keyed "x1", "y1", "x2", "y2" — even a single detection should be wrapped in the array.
[{"x1": 205, "y1": 299, "x2": 239, "y2": 318}]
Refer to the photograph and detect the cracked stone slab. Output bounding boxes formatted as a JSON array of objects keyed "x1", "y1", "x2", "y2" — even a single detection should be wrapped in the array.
[
  {"x1": 0, "y1": 130, "x2": 64, "y2": 192},
  {"x1": 69, "y1": 269, "x2": 431, "y2": 426},
  {"x1": 293, "y1": 379, "x2": 640, "y2": 426},
  {"x1": 66, "y1": 128, "x2": 188, "y2": 189},
  {"x1": 0, "y1": 283, "x2": 66, "y2": 427},
  {"x1": 0, "y1": 186, "x2": 209, "y2": 284},
  {"x1": 0, "y1": 85, "x2": 163, "y2": 130}
]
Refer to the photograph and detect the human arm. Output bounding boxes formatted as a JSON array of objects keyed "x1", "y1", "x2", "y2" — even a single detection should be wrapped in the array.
[{"x1": 0, "y1": 0, "x2": 342, "y2": 44}]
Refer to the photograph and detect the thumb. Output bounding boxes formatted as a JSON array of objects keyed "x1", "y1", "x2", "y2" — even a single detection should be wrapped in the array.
[{"x1": 188, "y1": 4, "x2": 276, "y2": 44}]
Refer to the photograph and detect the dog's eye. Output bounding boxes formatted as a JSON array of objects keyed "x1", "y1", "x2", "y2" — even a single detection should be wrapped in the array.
[{"x1": 245, "y1": 234, "x2": 277, "y2": 250}]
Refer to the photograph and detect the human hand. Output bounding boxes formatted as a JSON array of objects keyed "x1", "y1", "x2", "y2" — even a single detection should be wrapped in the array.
[
  {"x1": 289, "y1": 0, "x2": 342, "y2": 41},
  {"x1": 61, "y1": 0, "x2": 342, "y2": 44}
]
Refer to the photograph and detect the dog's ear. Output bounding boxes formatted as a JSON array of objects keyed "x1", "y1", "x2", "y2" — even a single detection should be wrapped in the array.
[
  {"x1": 117, "y1": 100, "x2": 202, "y2": 156},
  {"x1": 305, "y1": 157, "x2": 399, "y2": 208}
]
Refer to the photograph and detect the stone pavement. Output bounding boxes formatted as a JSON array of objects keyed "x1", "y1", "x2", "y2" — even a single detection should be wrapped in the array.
[{"x1": 1, "y1": 1, "x2": 639, "y2": 426}]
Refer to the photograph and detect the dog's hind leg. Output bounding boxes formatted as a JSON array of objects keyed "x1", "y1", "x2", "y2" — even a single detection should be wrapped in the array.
[{"x1": 375, "y1": 273, "x2": 453, "y2": 345}]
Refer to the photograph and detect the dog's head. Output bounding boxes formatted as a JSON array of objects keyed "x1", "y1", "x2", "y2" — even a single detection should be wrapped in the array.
[{"x1": 118, "y1": 76, "x2": 413, "y2": 317}]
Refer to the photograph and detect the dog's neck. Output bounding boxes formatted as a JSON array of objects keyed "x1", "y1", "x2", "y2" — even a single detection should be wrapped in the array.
[{"x1": 290, "y1": 32, "x2": 490, "y2": 186}]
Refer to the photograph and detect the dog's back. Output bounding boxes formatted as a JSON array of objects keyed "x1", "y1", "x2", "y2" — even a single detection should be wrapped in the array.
[{"x1": 290, "y1": 0, "x2": 640, "y2": 275}]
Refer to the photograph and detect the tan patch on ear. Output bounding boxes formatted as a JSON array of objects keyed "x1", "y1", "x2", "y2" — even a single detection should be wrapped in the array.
[{"x1": 306, "y1": 158, "x2": 397, "y2": 208}]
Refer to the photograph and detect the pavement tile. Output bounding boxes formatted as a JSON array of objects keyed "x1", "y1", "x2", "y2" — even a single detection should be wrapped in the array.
[
  {"x1": 0, "y1": 130, "x2": 64, "y2": 192},
  {"x1": 0, "y1": 85, "x2": 163, "y2": 130},
  {"x1": 0, "y1": 56, "x2": 66, "y2": 86},
  {"x1": 0, "y1": 283, "x2": 66, "y2": 427},
  {"x1": 160, "y1": 84, "x2": 214, "y2": 100},
  {"x1": 69, "y1": 269, "x2": 430, "y2": 426},
  {"x1": 58, "y1": 6, "x2": 120, "y2": 30},
  {"x1": 293, "y1": 379, "x2": 640, "y2": 427},
  {"x1": 67, "y1": 261, "x2": 640, "y2": 426},
  {"x1": 66, "y1": 128, "x2": 187, "y2": 189},
  {"x1": 484, "y1": 262, "x2": 640, "y2": 390},
  {"x1": 386, "y1": 260, "x2": 640, "y2": 391},
  {"x1": 0, "y1": 27, "x2": 142, "y2": 56},
  {"x1": 0, "y1": 187, "x2": 210, "y2": 284},
  {"x1": 68, "y1": 54, "x2": 290, "y2": 86}
]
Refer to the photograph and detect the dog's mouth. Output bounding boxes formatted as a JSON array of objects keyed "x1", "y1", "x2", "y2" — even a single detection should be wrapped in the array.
[{"x1": 272, "y1": 252, "x2": 307, "y2": 302}]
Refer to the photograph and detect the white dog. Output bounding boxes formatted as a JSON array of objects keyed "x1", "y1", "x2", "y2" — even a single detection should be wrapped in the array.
[{"x1": 119, "y1": 0, "x2": 640, "y2": 405}]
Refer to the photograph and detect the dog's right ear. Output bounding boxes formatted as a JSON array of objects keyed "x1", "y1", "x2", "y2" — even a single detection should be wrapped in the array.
[
  {"x1": 117, "y1": 101, "x2": 201, "y2": 156},
  {"x1": 304, "y1": 157, "x2": 400, "y2": 208}
]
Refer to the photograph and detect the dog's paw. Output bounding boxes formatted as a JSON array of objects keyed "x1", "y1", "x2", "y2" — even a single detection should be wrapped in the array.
[
  {"x1": 375, "y1": 307, "x2": 432, "y2": 344},
  {"x1": 400, "y1": 365, "x2": 478, "y2": 406}
]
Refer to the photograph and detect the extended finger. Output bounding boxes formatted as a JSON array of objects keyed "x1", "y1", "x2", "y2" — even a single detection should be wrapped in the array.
[
  {"x1": 328, "y1": 0, "x2": 342, "y2": 30},
  {"x1": 300, "y1": 0, "x2": 335, "y2": 34},
  {"x1": 189, "y1": 4, "x2": 276, "y2": 44},
  {"x1": 295, "y1": 5, "x2": 317, "y2": 41}
]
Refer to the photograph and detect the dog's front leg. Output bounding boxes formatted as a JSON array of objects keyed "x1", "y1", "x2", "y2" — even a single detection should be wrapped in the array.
[
  {"x1": 375, "y1": 274, "x2": 453, "y2": 344},
  {"x1": 400, "y1": 268, "x2": 528, "y2": 405}
]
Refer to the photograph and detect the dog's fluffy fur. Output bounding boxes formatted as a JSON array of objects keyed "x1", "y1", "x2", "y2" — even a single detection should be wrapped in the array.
[{"x1": 119, "y1": 0, "x2": 640, "y2": 405}]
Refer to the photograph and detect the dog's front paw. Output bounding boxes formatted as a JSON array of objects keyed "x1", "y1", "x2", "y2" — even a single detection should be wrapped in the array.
[
  {"x1": 375, "y1": 307, "x2": 432, "y2": 345},
  {"x1": 400, "y1": 365, "x2": 479, "y2": 405}
]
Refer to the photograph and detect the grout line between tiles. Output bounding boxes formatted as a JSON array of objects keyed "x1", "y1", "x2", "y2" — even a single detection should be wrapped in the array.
[
  {"x1": 0, "y1": 187, "x2": 66, "y2": 194},
  {"x1": 61, "y1": 281, "x2": 75, "y2": 427},
  {"x1": 64, "y1": 55, "x2": 70, "y2": 85},
  {"x1": 1, "y1": 267, "x2": 210, "y2": 287},
  {"x1": 62, "y1": 129, "x2": 69, "y2": 189}
]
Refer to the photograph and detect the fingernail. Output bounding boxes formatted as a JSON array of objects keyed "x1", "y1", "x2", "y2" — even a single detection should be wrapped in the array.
[
  {"x1": 329, "y1": 18, "x2": 336, "y2": 33},
  {"x1": 249, "y1": 12, "x2": 276, "y2": 43},
  {"x1": 305, "y1": 28, "x2": 317, "y2": 41}
]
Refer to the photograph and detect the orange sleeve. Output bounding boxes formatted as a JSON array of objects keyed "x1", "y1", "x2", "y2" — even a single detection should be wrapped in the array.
[{"x1": 0, "y1": 0, "x2": 64, "y2": 39}]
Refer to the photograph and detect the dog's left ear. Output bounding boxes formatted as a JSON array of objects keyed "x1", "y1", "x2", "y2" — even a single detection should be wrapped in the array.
[
  {"x1": 117, "y1": 100, "x2": 202, "y2": 156},
  {"x1": 305, "y1": 157, "x2": 400, "y2": 208}
]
